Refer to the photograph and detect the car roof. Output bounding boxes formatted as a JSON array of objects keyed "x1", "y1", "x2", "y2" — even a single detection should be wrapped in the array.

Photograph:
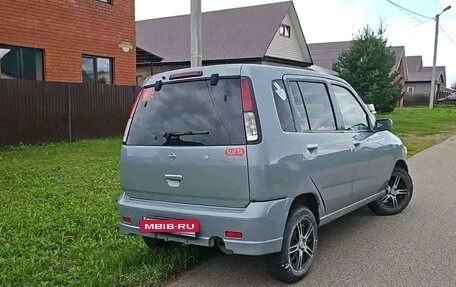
[{"x1": 143, "y1": 64, "x2": 349, "y2": 87}]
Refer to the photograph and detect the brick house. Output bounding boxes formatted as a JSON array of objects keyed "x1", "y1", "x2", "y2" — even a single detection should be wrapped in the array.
[{"x1": 0, "y1": 0, "x2": 136, "y2": 85}]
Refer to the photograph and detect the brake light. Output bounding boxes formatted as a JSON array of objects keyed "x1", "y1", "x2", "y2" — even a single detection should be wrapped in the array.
[
  {"x1": 129, "y1": 89, "x2": 143, "y2": 118},
  {"x1": 241, "y1": 77, "x2": 258, "y2": 142},
  {"x1": 123, "y1": 89, "x2": 144, "y2": 143},
  {"x1": 169, "y1": 71, "x2": 203, "y2": 80},
  {"x1": 241, "y1": 78, "x2": 253, "y2": 112}
]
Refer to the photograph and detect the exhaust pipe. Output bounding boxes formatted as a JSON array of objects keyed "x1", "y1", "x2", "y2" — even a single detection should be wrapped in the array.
[{"x1": 215, "y1": 237, "x2": 234, "y2": 255}]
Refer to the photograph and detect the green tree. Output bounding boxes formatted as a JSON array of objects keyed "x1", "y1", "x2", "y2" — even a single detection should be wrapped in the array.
[
  {"x1": 451, "y1": 81, "x2": 456, "y2": 90},
  {"x1": 333, "y1": 24, "x2": 401, "y2": 112}
]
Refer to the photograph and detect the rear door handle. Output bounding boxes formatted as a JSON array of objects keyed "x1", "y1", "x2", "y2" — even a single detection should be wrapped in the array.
[
  {"x1": 306, "y1": 143, "x2": 319, "y2": 151},
  {"x1": 165, "y1": 174, "x2": 183, "y2": 181},
  {"x1": 353, "y1": 141, "x2": 361, "y2": 147}
]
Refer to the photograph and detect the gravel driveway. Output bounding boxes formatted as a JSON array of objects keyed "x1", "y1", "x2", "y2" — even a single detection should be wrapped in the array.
[{"x1": 165, "y1": 136, "x2": 456, "y2": 287}]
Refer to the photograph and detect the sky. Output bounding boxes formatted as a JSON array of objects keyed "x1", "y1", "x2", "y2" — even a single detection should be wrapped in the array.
[{"x1": 135, "y1": 0, "x2": 456, "y2": 85}]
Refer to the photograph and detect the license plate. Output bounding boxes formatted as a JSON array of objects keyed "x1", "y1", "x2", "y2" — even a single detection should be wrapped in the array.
[{"x1": 140, "y1": 217, "x2": 199, "y2": 237}]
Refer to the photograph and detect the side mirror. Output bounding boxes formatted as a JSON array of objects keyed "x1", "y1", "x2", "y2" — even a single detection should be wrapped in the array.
[{"x1": 375, "y1": 119, "x2": 393, "y2": 132}]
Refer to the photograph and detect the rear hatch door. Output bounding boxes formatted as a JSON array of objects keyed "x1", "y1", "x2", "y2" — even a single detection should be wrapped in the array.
[{"x1": 121, "y1": 76, "x2": 250, "y2": 207}]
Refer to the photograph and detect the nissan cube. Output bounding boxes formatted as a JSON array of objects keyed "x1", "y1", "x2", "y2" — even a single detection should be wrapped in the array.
[{"x1": 117, "y1": 64, "x2": 413, "y2": 283}]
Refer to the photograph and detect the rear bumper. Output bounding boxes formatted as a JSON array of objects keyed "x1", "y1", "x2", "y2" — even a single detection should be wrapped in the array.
[{"x1": 117, "y1": 192, "x2": 293, "y2": 255}]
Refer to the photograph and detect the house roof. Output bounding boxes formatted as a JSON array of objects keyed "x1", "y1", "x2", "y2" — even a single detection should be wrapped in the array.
[
  {"x1": 405, "y1": 56, "x2": 447, "y2": 85},
  {"x1": 136, "y1": 1, "x2": 293, "y2": 63},
  {"x1": 136, "y1": 47, "x2": 162, "y2": 65},
  {"x1": 307, "y1": 41, "x2": 352, "y2": 70},
  {"x1": 408, "y1": 71, "x2": 443, "y2": 82},
  {"x1": 406, "y1": 56, "x2": 423, "y2": 72},
  {"x1": 390, "y1": 46, "x2": 406, "y2": 74},
  {"x1": 422, "y1": 66, "x2": 446, "y2": 84},
  {"x1": 308, "y1": 41, "x2": 406, "y2": 75}
]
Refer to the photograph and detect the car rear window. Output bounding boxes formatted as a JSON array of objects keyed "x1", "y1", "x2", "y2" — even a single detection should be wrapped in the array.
[{"x1": 126, "y1": 78, "x2": 246, "y2": 146}]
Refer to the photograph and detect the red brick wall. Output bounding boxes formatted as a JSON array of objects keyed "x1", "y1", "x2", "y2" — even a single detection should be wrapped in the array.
[{"x1": 0, "y1": 0, "x2": 136, "y2": 85}]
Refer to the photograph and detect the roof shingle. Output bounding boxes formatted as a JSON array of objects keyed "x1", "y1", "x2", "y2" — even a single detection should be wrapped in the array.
[
  {"x1": 408, "y1": 71, "x2": 443, "y2": 82},
  {"x1": 406, "y1": 56, "x2": 422, "y2": 72},
  {"x1": 136, "y1": 1, "x2": 292, "y2": 63},
  {"x1": 422, "y1": 66, "x2": 446, "y2": 84}
]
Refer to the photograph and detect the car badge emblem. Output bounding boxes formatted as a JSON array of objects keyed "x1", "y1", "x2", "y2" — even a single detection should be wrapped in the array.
[{"x1": 169, "y1": 153, "x2": 177, "y2": 160}]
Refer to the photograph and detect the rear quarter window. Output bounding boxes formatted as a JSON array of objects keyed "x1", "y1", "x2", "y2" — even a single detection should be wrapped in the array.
[{"x1": 272, "y1": 80, "x2": 296, "y2": 132}]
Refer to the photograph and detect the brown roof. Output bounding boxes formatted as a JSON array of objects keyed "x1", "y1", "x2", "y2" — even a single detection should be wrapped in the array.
[
  {"x1": 422, "y1": 66, "x2": 446, "y2": 84},
  {"x1": 390, "y1": 46, "x2": 406, "y2": 73},
  {"x1": 408, "y1": 71, "x2": 443, "y2": 82},
  {"x1": 406, "y1": 56, "x2": 423, "y2": 72},
  {"x1": 308, "y1": 41, "x2": 405, "y2": 75},
  {"x1": 307, "y1": 41, "x2": 352, "y2": 70},
  {"x1": 405, "y1": 57, "x2": 447, "y2": 85},
  {"x1": 136, "y1": 2, "x2": 293, "y2": 63}
]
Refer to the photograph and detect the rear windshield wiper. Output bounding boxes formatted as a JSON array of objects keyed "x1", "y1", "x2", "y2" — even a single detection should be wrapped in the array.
[{"x1": 163, "y1": 130, "x2": 209, "y2": 139}]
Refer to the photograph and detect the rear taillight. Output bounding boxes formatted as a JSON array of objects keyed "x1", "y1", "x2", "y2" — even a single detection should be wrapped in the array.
[
  {"x1": 123, "y1": 88, "x2": 144, "y2": 143},
  {"x1": 243, "y1": 112, "x2": 258, "y2": 141},
  {"x1": 241, "y1": 78, "x2": 253, "y2": 111},
  {"x1": 241, "y1": 77, "x2": 259, "y2": 142},
  {"x1": 129, "y1": 89, "x2": 143, "y2": 118}
]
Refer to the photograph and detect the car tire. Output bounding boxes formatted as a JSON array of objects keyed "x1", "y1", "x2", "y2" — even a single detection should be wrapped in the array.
[
  {"x1": 142, "y1": 236, "x2": 173, "y2": 250},
  {"x1": 368, "y1": 167, "x2": 413, "y2": 216},
  {"x1": 269, "y1": 206, "x2": 318, "y2": 283}
]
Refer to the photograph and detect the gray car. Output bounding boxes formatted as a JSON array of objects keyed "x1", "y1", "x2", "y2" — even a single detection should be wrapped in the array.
[{"x1": 117, "y1": 64, "x2": 413, "y2": 283}]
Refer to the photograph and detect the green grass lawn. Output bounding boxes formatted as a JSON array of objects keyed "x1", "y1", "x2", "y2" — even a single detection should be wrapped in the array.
[
  {"x1": 379, "y1": 105, "x2": 456, "y2": 156},
  {"x1": 1, "y1": 106, "x2": 456, "y2": 286},
  {"x1": 0, "y1": 139, "x2": 210, "y2": 287}
]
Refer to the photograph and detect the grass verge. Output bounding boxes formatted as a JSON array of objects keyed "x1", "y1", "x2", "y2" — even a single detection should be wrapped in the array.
[
  {"x1": 379, "y1": 105, "x2": 456, "y2": 156},
  {"x1": 1, "y1": 106, "x2": 456, "y2": 286},
  {"x1": 0, "y1": 139, "x2": 211, "y2": 287}
]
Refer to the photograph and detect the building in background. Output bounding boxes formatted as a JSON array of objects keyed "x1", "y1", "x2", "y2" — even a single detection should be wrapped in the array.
[
  {"x1": 404, "y1": 55, "x2": 449, "y2": 105},
  {"x1": 136, "y1": 1, "x2": 313, "y2": 85},
  {"x1": 308, "y1": 41, "x2": 409, "y2": 94},
  {"x1": 0, "y1": 0, "x2": 136, "y2": 85}
]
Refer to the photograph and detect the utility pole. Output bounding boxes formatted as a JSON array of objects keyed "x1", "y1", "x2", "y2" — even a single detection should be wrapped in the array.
[
  {"x1": 190, "y1": 0, "x2": 202, "y2": 67},
  {"x1": 429, "y1": 5, "x2": 451, "y2": 109},
  {"x1": 429, "y1": 15, "x2": 440, "y2": 109}
]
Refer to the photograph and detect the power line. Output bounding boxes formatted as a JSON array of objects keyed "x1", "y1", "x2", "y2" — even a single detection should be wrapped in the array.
[
  {"x1": 412, "y1": 18, "x2": 432, "y2": 27},
  {"x1": 391, "y1": 4, "x2": 424, "y2": 22},
  {"x1": 403, "y1": 11, "x2": 426, "y2": 22},
  {"x1": 439, "y1": 25, "x2": 456, "y2": 46},
  {"x1": 386, "y1": 0, "x2": 434, "y2": 21}
]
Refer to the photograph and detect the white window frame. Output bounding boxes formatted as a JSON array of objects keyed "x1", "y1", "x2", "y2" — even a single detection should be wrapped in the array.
[
  {"x1": 279, "y1": 24, "x2": 291, "y2": 38},
  {"x1": 407, "y1": 86, "x2": 415, "y2": 93}
]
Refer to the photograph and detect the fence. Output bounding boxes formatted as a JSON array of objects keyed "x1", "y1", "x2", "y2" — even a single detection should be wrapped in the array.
[
  {"x1": 0, "y1": 79, "x2": 138, "y2": 146},
  {"x1": 403, "y1": 93, "x2": 430, "y2": 106}
]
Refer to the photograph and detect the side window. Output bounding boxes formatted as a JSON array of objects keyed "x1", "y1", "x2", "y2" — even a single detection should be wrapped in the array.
[
  {"x1": 298, "y1": 82, "x2": 336, "y2": 131},
  {"x1": 332, "y1": 85, "x2": 370, "y2": 132},
  {"x1": 289, "y1": 81, "x2": 310, "y2": 131},
  {"x1": 272, "y1": 80, "x2": 296, "y2": 132}
]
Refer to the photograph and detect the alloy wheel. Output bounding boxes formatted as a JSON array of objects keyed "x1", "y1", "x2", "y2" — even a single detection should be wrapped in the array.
[
  {"x1": 379, "y1": 175, "x2": 409, "y2": 209},
  {"x1": 288, "y1": 218, "x2": 316, "y2": 272}
]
